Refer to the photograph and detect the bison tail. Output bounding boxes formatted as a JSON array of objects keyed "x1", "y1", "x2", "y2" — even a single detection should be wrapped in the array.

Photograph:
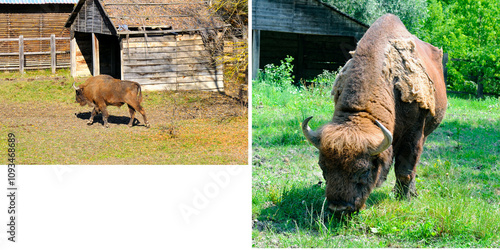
[{"x1": 136, "y1": 83, "x2": 142, "y2": 102}]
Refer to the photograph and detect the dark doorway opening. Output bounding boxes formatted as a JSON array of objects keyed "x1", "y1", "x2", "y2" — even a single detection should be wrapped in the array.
[{"x1": 96, "y1": 33, "x2": 121, "y2": 79}]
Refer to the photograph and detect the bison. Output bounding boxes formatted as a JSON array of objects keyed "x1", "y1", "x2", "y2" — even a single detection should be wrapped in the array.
[
  {"x1": 73, "y1": 75, "x2": 150, "y2": 128},
  {"x1": 302, "y1": 14, "x2": 447, "y2": 217}
]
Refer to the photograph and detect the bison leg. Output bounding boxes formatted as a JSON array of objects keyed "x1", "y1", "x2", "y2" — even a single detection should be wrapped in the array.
[
  {"x1": 99, "y1": 105, "x2": 110, "y2": 128},
  {"x1": 393, "y1": 130, "x2": 426, "y2": 200},
  {"x1": 88, "y1": 107, "x2": 99, "y2": 125},
  {"x1": 128, "y1": 103, "x2": 150, "y2": 128},
  {"x1": 127, "y1": 104, "x2": 136, "y2": 127}
]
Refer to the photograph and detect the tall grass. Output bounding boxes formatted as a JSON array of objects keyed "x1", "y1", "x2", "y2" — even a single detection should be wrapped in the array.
[{"x1": 252, "y1": 59, "x2": 500, "y2": 247}]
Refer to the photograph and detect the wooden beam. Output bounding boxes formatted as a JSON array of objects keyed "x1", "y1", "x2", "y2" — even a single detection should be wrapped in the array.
[
  {"x1": 51, "y1": 34, "x2": 56, "y2": 74},
  {"x1": 70, "y1": 37, "x2": 76, "y2": 77},
  {"x1": 116, "y1": 26, "x2": 230, "y2": 36},
  {"x1": 252, "y1": 30, "x2": 260, "y2": 79},
  {"x1": 19, "y1": 35, "x2": 24, "y2": 74},
  {"x1": 104, "y1": 1, "x2": 208, "y2": 6},
  {"x1": 92, "y1": 33, "x2": 100, "y2": 75}
]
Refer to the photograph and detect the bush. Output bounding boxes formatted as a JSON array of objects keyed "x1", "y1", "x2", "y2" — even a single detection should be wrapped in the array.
[{"x1": 256, "y1": 56, "x2": 295, "y2": 91}]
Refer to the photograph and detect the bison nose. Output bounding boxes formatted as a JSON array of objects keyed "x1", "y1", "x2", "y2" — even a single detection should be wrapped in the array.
[{"x1": 327, "y1": 201, "x2": 355, "y2": 213}]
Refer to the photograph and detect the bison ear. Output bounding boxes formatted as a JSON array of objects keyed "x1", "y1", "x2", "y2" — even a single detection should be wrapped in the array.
[{"x1": 302, "y1": 116, "x2": 321, "y2": 149}]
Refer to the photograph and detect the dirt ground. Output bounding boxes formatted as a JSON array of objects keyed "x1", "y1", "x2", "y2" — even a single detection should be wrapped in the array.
[{"x1": 0, "y1": 75, "x2": 248, "y2": 165}]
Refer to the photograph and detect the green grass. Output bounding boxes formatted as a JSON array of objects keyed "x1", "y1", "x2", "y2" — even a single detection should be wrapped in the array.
[{"x1": 252, "y1": 78, "x2": 500, "y2": 247}]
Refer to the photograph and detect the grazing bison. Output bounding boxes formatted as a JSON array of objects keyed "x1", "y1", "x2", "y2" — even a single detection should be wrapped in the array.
[
  {"x1": 73, "y1": 75, "x2": 150, "y2": 128},
  {"x1": 302, "y1": 14, "x2": 447, "y2": 217}
]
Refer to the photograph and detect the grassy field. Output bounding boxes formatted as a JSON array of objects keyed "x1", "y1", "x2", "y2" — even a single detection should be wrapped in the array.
[
  {"x1": 0, "y1": 70, "x2": 248, "y2": 165},
  {"x1": 252, "y1": 71, "x2": 500, "y2": 247}
]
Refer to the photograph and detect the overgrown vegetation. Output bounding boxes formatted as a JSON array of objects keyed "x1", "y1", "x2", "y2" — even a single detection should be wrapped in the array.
[
  {"x1": 252, "y1": 60, "x2": 500, "y2": 247},
  {"x1": 207, "y1": 0, "x2": 248, "y2": 102},
  {"x1": 324, "y1": 0, "x2": 500, "y2": 97}
]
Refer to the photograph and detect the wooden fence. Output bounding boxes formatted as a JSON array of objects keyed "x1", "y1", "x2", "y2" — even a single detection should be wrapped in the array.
[{"x1": 0, "y1": 35, "x2": 70, "y2": 73}]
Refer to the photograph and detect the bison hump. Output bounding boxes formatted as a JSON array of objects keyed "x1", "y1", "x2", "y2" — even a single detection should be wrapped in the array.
[{"x1": 383, "y1": 38, "x2": 436, "y2": 116}]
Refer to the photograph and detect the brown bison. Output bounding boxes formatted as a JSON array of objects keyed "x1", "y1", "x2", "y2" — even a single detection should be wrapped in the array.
[
  {"x1": 73, "y1": 75, "x2": 150, "y2": 128},
  {"x1": 302, "y1": 14, "x2": 447, "y2": 217}
]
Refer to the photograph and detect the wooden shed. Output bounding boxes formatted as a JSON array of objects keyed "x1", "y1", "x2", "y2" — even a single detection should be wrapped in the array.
[
  {"x1": 252, "y1": 0, "x2": 369, "y2": 81},
  {"x1": 0, "y1": 0, "x2": 77, "y2": 71},
  {"x1": 65, "y1": 0, "x2": 228, "y2": 91}
]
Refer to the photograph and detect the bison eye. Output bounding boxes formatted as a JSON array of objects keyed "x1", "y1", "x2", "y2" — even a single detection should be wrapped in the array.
[{"x1": 357, "y1": 170, "x2": 370, "y2": 184}]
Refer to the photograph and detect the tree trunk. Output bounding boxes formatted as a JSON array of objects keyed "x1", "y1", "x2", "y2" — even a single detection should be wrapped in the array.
[{"x1": 477, "y1": 82, "x2": 484, "y2": 99}]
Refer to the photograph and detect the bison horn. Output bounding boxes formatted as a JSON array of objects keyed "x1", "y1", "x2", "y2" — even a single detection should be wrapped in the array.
[
  {"x1": 302, "y1": 116, "x2": 321, "y2": 149},
  {"x1": 72, "y1": 82, "x2": 80, "y2": 90},
  {"x1": 370, "y1": 120, "x2": 393, "y2": 156}
]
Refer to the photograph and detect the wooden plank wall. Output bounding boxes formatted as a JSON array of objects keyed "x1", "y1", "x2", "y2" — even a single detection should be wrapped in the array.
[
  {"x1": 252, "y1": 0, "x2": 367, "y2": 39},
  {"x1": 259, "y1": 30, "x2": 356, "y2": 80},
  {"x1": 73, "y1": 32, "x2": 93, "y2": 77},
  {"x1": 122, "y1": 33, "x2": 224, "y2": 91},
  {"x1": 0, "y1": 4, "x2": 73, "y2": 69}
]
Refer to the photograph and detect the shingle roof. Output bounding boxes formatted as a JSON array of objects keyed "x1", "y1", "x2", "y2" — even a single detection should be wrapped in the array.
[
  {"x1": 101, "y1": 0, "x2": 225, "y2": 29},
  {"x1": 66, "y1": 0, "x2": 227, "y2": 32},
  {"x1": 0, "y1": 0, "x2": 77, "y2": 3}
]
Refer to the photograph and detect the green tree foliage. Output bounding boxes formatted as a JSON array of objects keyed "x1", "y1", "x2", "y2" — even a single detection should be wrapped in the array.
[
  {"x1": 327, "y1": 0, "x2": 500, "y2": 96},
  {"x1": 419, "y1": 0, "x2": 500, "y2": 97},
  {"x1": 325, "y1": 0, "x2": 428, "y2": 33}
]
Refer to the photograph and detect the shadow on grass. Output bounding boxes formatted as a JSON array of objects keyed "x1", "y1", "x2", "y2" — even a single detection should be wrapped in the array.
[
  {"x1": 75, "y1": 112, "x2": 145, "y2": 127},
  {"x1": 256, "y1": 183, "x2": 391, "y2": 233}
]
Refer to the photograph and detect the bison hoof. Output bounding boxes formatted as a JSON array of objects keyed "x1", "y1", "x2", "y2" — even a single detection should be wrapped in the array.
[
  {"x1": 87, "y1": 120, "x2": 93, "y2": 125},
  {"x1": 104, "y1": 124, "x2": 109, "y2": 128}
]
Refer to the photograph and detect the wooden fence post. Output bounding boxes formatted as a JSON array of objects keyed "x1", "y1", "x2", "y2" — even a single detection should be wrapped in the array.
[
  {"x1": 51, "y1": 34, "x2": 56, "y2": 74},
  {"x1": 19, "y1": 35, "x2": 24, "y2": 73}
]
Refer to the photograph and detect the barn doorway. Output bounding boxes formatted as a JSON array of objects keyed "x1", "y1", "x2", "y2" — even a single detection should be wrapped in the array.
[
  {"x1": 96, "y1": 33, "x2": 120, "y2": 79},
  {"x1": 258, "y1": 30, "x2": 358, "y2": 82},
  {"x1": 72, "y1": 32, "x2": 120, "y2": 79}
]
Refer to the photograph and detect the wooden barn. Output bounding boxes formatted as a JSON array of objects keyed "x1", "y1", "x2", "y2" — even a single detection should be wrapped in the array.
[
  {"x1": 65, "y1": 0, "x2": 228, "y2": 91},
  {"x1": 0, "y1": 0, "x2": 78, "y2": 71},
  {"x1": 252, "y1": 0, "x2": 369, "y2": 81}
]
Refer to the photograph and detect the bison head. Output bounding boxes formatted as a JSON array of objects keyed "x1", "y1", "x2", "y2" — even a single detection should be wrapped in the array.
[
  {"x1": 302, "y1": 116, "x2": 393, "y2": 217},
  {"x1": 72, "y1": 82, "x2": 88, "y2": 106}
]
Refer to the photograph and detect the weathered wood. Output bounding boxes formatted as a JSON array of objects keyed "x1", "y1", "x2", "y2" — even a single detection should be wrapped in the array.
[
  {"x1": 252, "y1": 30, "x2": 260, "y2": 79},
  {"x1": 141, "y1": 81, "x2": 224, "y2": 91},
  {"x1": 123, "y1": 46, "x2": 176, "y2": 54},
  {"x1": 51, "y1": 34, "x2": 56, "y2": 74},
  {"x1": 253, "y1": 0, "x2": 367, "y2": 39},
  {"x1": 116, "y1": 26, "x2": 229, "y2": 36},
  {"x1": 70, "y1": 37, "x2": 76, "y2": 77},
  {"x1": 71, "y1": 0, "x2": 114, "y2": 35},
  {"x1": 19, "y1": 35, "x2": 24, "y2": 73},
  {"x1": 64, "y1": 1, "x2": 225, "y2": 91},
  {"x1": 0, "y1": 4, "x2": 71, "y2": 71},
  {"x1": 73, "y1": 32, "x2": 92, "y2": 77},
  {"x1": 92, "y1": 33, "x2": 99, "y2": 75},
  {"x1": 103, "y1": 2, "x2": 209, "y2": 6},
  {"x1": 123, "y1": 62, "x2": 221, "y2": 72}
]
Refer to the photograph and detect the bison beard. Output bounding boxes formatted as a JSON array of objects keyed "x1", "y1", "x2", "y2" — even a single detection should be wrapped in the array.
[
  {"x1": 73, "y1": 75, "x2": 150, "y2": 128},
  {"x1": 302, "y1": 14, "x2": 447, "y2": 218}
]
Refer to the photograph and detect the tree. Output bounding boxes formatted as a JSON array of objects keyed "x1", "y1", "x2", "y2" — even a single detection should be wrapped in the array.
[
  {"x1": 210, "y1": 0, "x2": 249, "y2": 102},
  {"x1": 419, "y1": 0, "x2": 500, "y2": 97},
  {"x1": 328, "y1": 0, "x2": 500, "y2": 96},
  {"x1": 326, "y1": 0, "x2": 428, "y2": 33}
]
